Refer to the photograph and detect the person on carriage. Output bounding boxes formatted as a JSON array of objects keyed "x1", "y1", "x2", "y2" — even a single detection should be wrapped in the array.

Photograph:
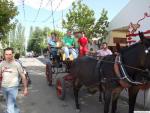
[
  {"x1": 96, "y1": 42, "x2": 112, "y2": 57},
  {"x1": 73, "y1": 32, "x2": 80, "y2": 55},
  {"x1": 78, "y1": 32, "x2": 89, "y2": 57},
  {"x1": 88, "y1": 39, "x2": 99, "y2": 56},
  {"x1": 48, "y1": 32, "x2": 61, "y2": 66},
  {"x1": 62, "y1": 30, "x2": 78, "y2": 60}
]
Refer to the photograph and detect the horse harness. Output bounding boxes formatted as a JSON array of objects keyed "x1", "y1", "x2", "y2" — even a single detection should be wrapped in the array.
[
  {"x1": 114, "y1": 55, "x2": 143, "y2": 86},
  {"x1": 96, "y1": 54, "x2": 149, "y2": 88}
]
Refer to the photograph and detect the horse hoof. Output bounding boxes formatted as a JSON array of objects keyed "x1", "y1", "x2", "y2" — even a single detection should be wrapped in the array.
[{"x1": 76, "y1": 109, "x2": 81, "y2": 113}]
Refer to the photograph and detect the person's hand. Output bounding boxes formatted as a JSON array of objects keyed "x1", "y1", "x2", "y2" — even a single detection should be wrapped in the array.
[
  {"x1": 69, "y1": 46, "x2": 74, "y2": 49},
  {"x1": 23, "y1": 88, "x2": 28, "y2": 96}
]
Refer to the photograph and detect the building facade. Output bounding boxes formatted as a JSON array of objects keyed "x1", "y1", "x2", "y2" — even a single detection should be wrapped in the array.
[{"x1": 107, "y1": 0, "x2": 150, "y2": 49}]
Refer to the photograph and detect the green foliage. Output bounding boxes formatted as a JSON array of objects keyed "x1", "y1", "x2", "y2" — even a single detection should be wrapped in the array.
[
  {"x1": 27, "y1": 27, "x2": 64, "y2": 55},
  {"x1": 62, "y1": 0, "x2": 95, "y2": 38},
  {"x1": 43, "y1": 28, "x2": 64, "y2": 38},
  {"x1": 9, "y1": 23, "x2": 26, "y2": 55},
  {"x1": 63, "y1": 1, "x2": 109, "y2": 41},
  {"x1": 27, "y1": 27, "x2": 43, "y2": 54},
  {"x1": 0, "y1": 0, "x2": 18, "y2": 38},
  {"x1": 93, "y1": 9, "x2": 109, "y2": 42}
]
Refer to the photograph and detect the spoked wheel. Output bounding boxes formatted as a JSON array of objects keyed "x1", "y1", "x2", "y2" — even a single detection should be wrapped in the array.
[
  {"x1": 46, "y1": 62, "x2": 53, "y2": 86},
  {"x1": 56, "y1": 77, "x2": 65, "y2": 100}
]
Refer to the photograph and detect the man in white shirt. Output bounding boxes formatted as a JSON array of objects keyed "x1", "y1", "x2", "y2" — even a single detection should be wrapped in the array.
[
  {"x1": 0, "y1": 47, "x2": 28, "y2": 113},
  {"x1": 96, "y1": 42, "x2": 112, "y2": 57}
]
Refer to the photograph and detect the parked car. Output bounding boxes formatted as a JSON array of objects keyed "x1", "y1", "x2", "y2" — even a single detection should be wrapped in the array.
[{"x1": 26, "y1": 52, "x2": 34, "y2": 57}]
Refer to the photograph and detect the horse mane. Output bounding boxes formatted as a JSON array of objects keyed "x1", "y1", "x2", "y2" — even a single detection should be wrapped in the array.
[{"x1": 120, "y1": 41, "x2": 142, "y2": 54}]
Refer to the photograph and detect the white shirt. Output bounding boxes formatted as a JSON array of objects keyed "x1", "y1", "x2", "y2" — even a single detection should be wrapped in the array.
[{"x1": 97, "y1": 49, "x2": 112, "y2": 57}]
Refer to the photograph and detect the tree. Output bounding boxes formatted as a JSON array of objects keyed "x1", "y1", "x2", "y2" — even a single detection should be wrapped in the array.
[
  {"x1": 0, "y1": 0, "x2": 18, "y2": 38},
  {"x1": 27, "y1": 27, "x2": 64, "y2": 55},
  {"x1": 93, "y1": 9, "x2": 109, "y2": 42},
  {"x1": 62, "y1": 0, "x2": 95, "y2": 38},
  {"x1": 27, "y1": 27, "x2": 43, "y2": 54},
  {"x1": 9, "y1": 23, "x2": 26, "y2": 55},
  {"x1": 29, "y1": 26, "x2": 33, "y2": 40}
]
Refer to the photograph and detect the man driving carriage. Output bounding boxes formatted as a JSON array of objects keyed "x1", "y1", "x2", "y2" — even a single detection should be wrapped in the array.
[{"x1": 47, "y1": 32, "x2": 61, "y2": 67}]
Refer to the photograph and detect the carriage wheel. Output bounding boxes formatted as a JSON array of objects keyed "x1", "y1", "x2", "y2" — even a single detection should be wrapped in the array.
[
  {"x1": 46, "y1": 62, "x2": 53, "y2": 86},
  {"x1": 56, "y1": 77, "x2": 65, "y2": 100}
]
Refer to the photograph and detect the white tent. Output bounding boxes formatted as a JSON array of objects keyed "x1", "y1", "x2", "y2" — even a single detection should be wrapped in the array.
[
  {"x1": 108, "y1": 0, "x2": 150, "y2": 32},
  {"x1": 108, "y1": 0, "x2": 150, "y2": 45}
]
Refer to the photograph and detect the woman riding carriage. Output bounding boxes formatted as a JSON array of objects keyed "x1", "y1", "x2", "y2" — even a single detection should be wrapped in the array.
[{"x1": 48, "y1": 32, "x2": 62, "y2": 67}]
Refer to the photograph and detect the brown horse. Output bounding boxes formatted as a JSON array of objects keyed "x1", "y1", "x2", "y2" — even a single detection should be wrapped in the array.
[{"x1": 70, "y1": 32, "x2": 150, "y2": 113}]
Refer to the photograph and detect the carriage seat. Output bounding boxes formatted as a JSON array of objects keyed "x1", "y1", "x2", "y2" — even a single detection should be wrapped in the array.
[{"x1": 58, "y1": 49, "x2": 74, "y2": 61}]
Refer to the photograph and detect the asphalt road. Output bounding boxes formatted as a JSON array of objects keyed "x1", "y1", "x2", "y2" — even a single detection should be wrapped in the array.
[{"x1": 0, "y1": 57, "x2": 143, "y2": 113}]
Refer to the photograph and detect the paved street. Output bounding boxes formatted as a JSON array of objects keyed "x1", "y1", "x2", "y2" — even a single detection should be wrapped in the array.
[{"x1": 0, "y1": 58, "x2": 143, "y2": 113}]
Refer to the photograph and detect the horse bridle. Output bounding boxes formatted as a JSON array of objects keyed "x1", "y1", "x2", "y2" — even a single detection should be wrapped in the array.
[
  {"x1": 117, "y1": 55, "x2": 144, "y2": 85},
  {"x1": 145, "y1": 46, "x2": 150, "y2": 54},
  {"x1": 117, "y1": 43, "x2": 150, "y2": 85},
  {"x1": 114, "y1": 39, "x2": 150, "y2": 83},
  {"x1": 99, "y1": 55, "x2": 149, "y2": 85}
]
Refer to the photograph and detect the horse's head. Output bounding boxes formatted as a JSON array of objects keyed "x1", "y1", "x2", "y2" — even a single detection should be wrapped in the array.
[
  {"x1": 120, "y1": 32, "x2": 150, "y2": 83},
  {"x1": 139, "y1": 31, "x2": 150, "y2": 68},
  {"x1": 122, "y1": 32, "x2": 150, "y2": 69},
  {"x1": 139, "y1": 31, "x2": 150, "y2": 49},
  {"x1": 137, "y1": 31, "x2": 150, "y2": 80}
]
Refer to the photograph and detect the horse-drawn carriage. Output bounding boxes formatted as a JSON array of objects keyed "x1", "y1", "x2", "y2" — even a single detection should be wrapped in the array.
[
  {"x1": 45, "y1": 42, "x2": 76, "y2": 99},
  {"x1": 45, "y1": 32, "x2": 150, "y2": 113}
]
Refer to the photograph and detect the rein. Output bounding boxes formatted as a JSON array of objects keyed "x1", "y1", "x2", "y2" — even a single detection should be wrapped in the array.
[
  {"x1": 117, "y1": 55, "x2": 143, "y2": 85},
  {"x1": 98, "y1": 55, "x2": 148, "y2": 85},
  {"x1": 98, "y1": 57, "x2": 147, "y2": 73}
]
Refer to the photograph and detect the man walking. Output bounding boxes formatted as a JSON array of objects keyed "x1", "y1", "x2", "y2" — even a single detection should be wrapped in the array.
[{"x1": 0, "y1": 47, "x2": 28, "y2": 113}]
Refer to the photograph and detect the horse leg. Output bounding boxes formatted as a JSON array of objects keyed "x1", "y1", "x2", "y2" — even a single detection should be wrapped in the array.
[
  {"x1": 99, "y1": 84, "x2": 103, "y2": 103},
  {"x1": 104, "y1": 89, "x2": 112, "y2": 113},
  {"x1": 111, "y1": 87, "x2": 123, "y2": 113},
  {"x1": 73, "y1": 78, "x2": 82, "y2": 110},
  {"x1": 128, "y1": 86, "x2": 139, "y2": 113}
]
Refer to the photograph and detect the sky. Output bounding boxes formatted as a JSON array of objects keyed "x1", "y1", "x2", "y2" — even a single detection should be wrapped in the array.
[{"x1": 12, "y1": 0, "x2": 130, "y2": 36}]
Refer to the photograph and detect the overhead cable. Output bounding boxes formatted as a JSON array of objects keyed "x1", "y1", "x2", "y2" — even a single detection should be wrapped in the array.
[
  {"x1": 42, "y1": 0, "x2": 63, "y2": 23},
  {"x1": 22, "y1": 0, "x2": 26, "y2": 20},
  {"x1": 33, "y1": 0, "x2": 43, "y2": 22}
]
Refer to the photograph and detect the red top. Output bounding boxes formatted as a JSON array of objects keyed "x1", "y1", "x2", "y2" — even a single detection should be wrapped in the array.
[{"x1": 78, "y1": 37, "x2": 88, "y2": 47}]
